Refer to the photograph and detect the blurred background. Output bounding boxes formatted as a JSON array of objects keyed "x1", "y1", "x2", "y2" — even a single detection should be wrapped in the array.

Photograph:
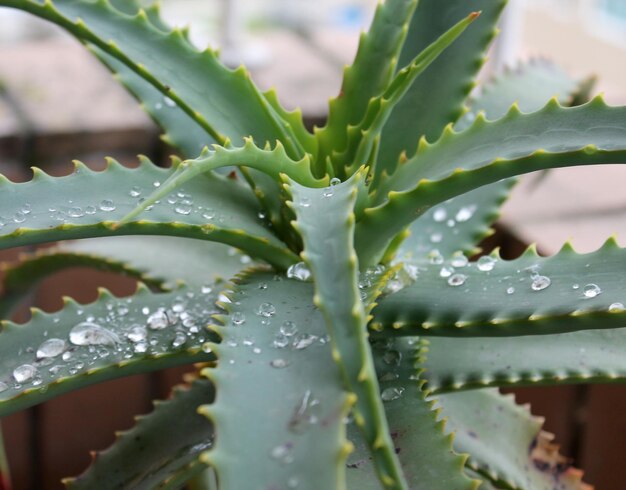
[{"x1": 0, "y1": 0, "x2": 625, "y2": 488}]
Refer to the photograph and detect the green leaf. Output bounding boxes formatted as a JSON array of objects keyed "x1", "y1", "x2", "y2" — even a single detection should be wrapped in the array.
[
  {"x1": 372, "y1": 239, "x2": 626, "y2": 337},
  {"x1": 287, "y1": 171, "x2": 407, "y2": 489},
  {"x1": 65, "y1": 378, "x2": 213, "y2": 489},
  {"x1": 2, "y1": 0, "x2": 304, "y2": 157},
  {"x1": 61, "y1": 236, "x2": 247, "y2": 288},
  {"x1": 358, "y1": 97, "x2": 626, "y2": 264},
  {"x1": 346, "y1": 338, "x2": 477, "y2": 490},
  {"x1": 376, "y1": 0, "x2": 506, "y2": 180},
  {"x1": 121, "y1": 139, "x2": 326, "y2": 223},
  {"x1": 198, "y1": 271, "x2": 353, "y2": 490},
  {"x1": 436, "y1": 389, "x2": 590, "y2": 490},
  {"x1": 422, "y1": 327, "x2": 626, "y2": 393},
  {"x1": 0, "y1": 159, "x2": 296, "y2": 270},
  {"x1": 0, "y1": 284, "x2": 216, "y2": 417},
  {"x1": 315, "y1": 0, "x2": 418, "y2": 176},
  {"x1": 396, "y1": 59, "x2": 584, "y2": 263}
]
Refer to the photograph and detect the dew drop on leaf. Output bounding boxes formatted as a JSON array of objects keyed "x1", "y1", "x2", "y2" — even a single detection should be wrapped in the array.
[
  {"x1": 455, "y1": 205, "x2": 476, "y2": 222},
  {"x1": 127, "y1": 325, "x2": 148, "y2": 343},
  {"x1": 381, "y1": 386, "x2": 405, "y2": 402},
  {"x1": 257, "y1": 302, "x2": 276, "y2": 318},
  {"x1": 69, "y1": 322, "x2": 121, "y2": 345},
  {"x1": 36, "y1": 338, "x2": 66, "y2": 359},
  {"x1": 450, "y1": 254, "x2": 468, "y2": 268},
  {"x1": 13, "y1": 364, "x2": 37, "y2": 383},
  {"x1": 280, "y1": 321, "x2": 298, "y2": 336},
  {"x1": 531, "y1": 275, "x2": 551, "y2": 291},
  {"x1": 447, "y1": 273, "x2": 467, "y2": 287},
  {"x1": 432, "y1": 207, "x2": 446, "y2": 222},
  {"x1": 583, "y1": 284, "x2": 602, "y2": 299},
  {"x1": 440, "y1": 266, "x2": 454, "y2": 278},
  {"x1": 477, "y1": 256, "x2": 496, "y2": 272},
  {"x1": 270, "y1": 358, "x2": 290, "y2": 369},
  {"x1": 507, "y1": 287, "x2": 515, "y2": 295},
  {"x1": 231, "y1": 312, "x2": 246, "y2": 325},
  {"x1": 286, "y1": 262, "x2": 311, "y2": 281},
  {"x1": 330, "y1": 177, "x2": 341, "y2": 186},
  {"x1": 99, "y1": 200, "x2": 116, "y2": 212},
  {"x1": 609, "y1": 302, "x2": 625, "y2": 312}
]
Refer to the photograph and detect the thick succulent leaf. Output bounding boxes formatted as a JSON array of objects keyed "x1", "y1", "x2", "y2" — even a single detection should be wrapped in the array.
[
  {"x1": 376, "y1": 0, "x2": 506, "y2": 179},
  {"x1": 0, "y1": 284, "x2": 217, "y2": 417},
  {"x1": 435, "y1": 389, "x2": 591, "y2": 490},
  {"x1": 61, "y1": 236, "x2": 247, "y2": 288},
  {"x1": 422, "y1": 327, "x2": 626, "y2": 393},
  {"x1": 65, "y1": 378, "x2": 213, "y2": 489},
  {"x1": 287, "y1": 172, "x2": 407, "y2": 489},
  {"x1": 0, "y1": 159, "x2": 296, "y2": 270},
  {"x1": 122, "y1": 139, "x2": 326, "y2": 223},
  {"x1": 315, "y1": 0, "x2": 417, "y2": 175},
  {"x1": 345, "y1": 338, "x2": 476, "y2": 490},
  {"x1": 2, "y1": 0, "x2": 306, "y2": 156},
  {"x1": 396, "y1": 59, "x2": 584, "y2": 262},
  {"x1": 199, "y1": 271, "x2": 352, "y2": 490},
  {"x1": 358, "y1": 97, "x2": 626, "y2": 263},
  {"x1": 372, "y1": 239, "x2": 626, "y2": 337},
  {"x1": 338, "y1": 12, "x2": 480, "y2": 178},
  {"x1": 0, "y1": 249, "x2": 165, "y2": 319}
]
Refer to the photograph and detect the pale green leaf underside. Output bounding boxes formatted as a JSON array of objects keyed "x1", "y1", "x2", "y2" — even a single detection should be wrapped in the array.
[
  {"x1": 199, "y1": 272, "x2": 351, "y2": 490},
  {"x1": 377, "y1": 0, "x2": 506, "y2": 178},
  {"x1": 288, "y1": 172, "x2": 407, "y2": 489},
  {"x1": 66, "y1": 378, "x2": 213, "y2": 490},
  {"x1": 346, "y1": 338, "x2": 476, "y2": 490},
  {"x1": 373, "y1": 239, "x2": 626, "y2": 337},
  {"x1": 397, "y1": 59, "x2": 583, "y2": 262},
  {"x1": 423, "y1": 326, "x2": 626, "y2": 393},
  {"x1": 0, "y1": 160, "x2": 296, "y2": 270},
  {"x1": 436, "y1": 389, "x2": 589, "y2": 490},
  {"x1": 0, "y1": 285, "x2": 216, "y2": 416},
  {"x1": 61, "y1": 236, "x2": 247, "y2": 289}
]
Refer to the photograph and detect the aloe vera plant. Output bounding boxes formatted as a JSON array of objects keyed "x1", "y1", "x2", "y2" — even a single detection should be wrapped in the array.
[{"x1": 0, "y1": 0, "x2": 624, "y2": 488}]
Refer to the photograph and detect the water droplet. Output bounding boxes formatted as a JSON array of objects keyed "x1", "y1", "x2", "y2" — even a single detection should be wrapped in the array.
[
  {"x1": 172, "y1": 332, "x2": 187, "y2": 348},
  {"x1": 507, "y1": 287, "x2": 515, "y2": 295},
  {"x1": 69, "y1": 322, "x2": 120, "y2": 345},
  {"x1": 256, "y1": 303, "x2": 276, "y2": 318},
  {"x1": 572, "y1": 283, "x2": 580, "y2": 290},
  {"x1": 231, "y1": 312, "x2": 246, "y2": 325},
  {"x1": 153, "y1": 181, "x2": 161, "y2": 188},
  {"x1": 583, "y1": 283, "x2": 602, "y2": 299},
  {"x1": 447, "y1": 273, "x2": 467, "y2": 287},
  {"x1": 381, "y1": 386, "x2": 405, "y2": 402},
  {"x1": 286, "y1": 262, "x2": 311, "y2": 281},
  {"x1": 382, "y1": 350, "x2": 402, "y2": 366},
  {"x1": 330, "y1": 177, "x2": 341, "y2": 186},
  {"x1": 609, "y1": 302, "x2": 625, "y2": 312},
  {"x1": 298, "y1": 197, "x2": 310, "y2": 208},
  {"x1": 13, "y1": 212, "x2": 26, "y2": 223},
  {"x1": 270, "y1": 358, "x2": 290, "y2": 368},
  {"x1": 21, "y1": 203, "x2": 31, "y2": 214},
  {"x1": 292, "y1": 333, "x2": 317, "y2": 350},
  {"x1": 439, "y1": 266, "x2": 454, "y2": 278},
  {"x1": 175, "y1": 203, "x2": 192, "y2": 215},
  {"x1": 270, "y1": 442, "x2": 294, "y2": 464},
  {"x1": 432, "y1": 207, "x2": 447, "y2": 222},
  {"x1": 134, "y1": 342, "x2": 148, "y2": 353},
  {"x1": 477, "y1": 256, "x2": 496, "y2": 272},
  {"x1": 164, "y1": 96, "x2": 176, "y2": 107},
  {"x1": 202, "y1": 209, "x2": 216, "y2": 220},
  {"x1": 67, "y1": 207, "x2": 84, "y2": 218},
  {"x1": 36, "y1": 338, "x2": 66, "y2": 359},
  {"x1": 127, "y1": 325, "x2": 147, "y2": 343},
  {"x1": 322, "y1": 188, "x2": 334, "y2": 198},
  {"x1": 147, "y1": 309, "x2": 174, "y2": 330},
  {"x1": 455, "y1": 205, "x2": 476, "y2": 222},
  {"x1": 13, "y1": 364, "x2": 37, "y2": 383},
  {"x1": 287, "y1": 476, "x2": 299, "y2": 489},
  {"x1": 201, "y1": 285, "x2": 213, "y2": 294},
  {"x1": 430, "y1": 232, "x2": 442, "y2": 243},
  {"x1": 429, "y1": 249, "x2": 444, "y2": 265},
  {"x1": 99, "y1": 200, "x2": 116, "y2": 212},
  {"x1": 531, "y1": 275, "x2": 551, "y2": 291},
  {"x1": 280, "y1": 321, "x2": 297, "y2": 336},
  {"x1": 450, "y1": 254, "x2": 468, "y2": 268},
  {"x1": 129, "y1": 186, "x2": 142, "y2": 197},
  {"x1": 273, "y1": 334, "x2": 290, "y2": 348}
]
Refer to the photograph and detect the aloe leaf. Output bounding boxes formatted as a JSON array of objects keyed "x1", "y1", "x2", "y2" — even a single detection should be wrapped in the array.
[
  {"x1": 198, "y1": 271, "x2": 352, "y2": 490},
  {"x1": 121, "y1": 140, "x2": 326, "y2": 223},
  {"x1": 372, "y1": 239, "x2": 626, "y2": 337},
  {"x1": 345, "y1": 338, "x2": 477, "y2": 490},
  {"x1": 315, "y1": 0, "x2": 418, "y2": 175},
  {"x1": 286, "y1": 172, "x2": 407, "y2": 489},
  {"x1": 338, "y1": 11, "x2": 481, "y2": 177},
  {"x1": 376, "y1": 0, "x2": 506, "y2": 180},
  {"x1": 422, "y1": 326, "x2": 626, "y2": 393},
  {"x1": 435, "y1": 389, "x2": 590, "y2": 490},
  {"x1": 0, "y1": 159, "x2": 296, "y2": 270},
  {"x1": 0, "y1": 0, "x2": 306, "y2": 157},
  {"x1": 65, "y1": 378, "x2": 213, "y2": 489},
  {"x1": 358, "y1": 97, "x2": 626, "y2": 263},
  {"x1": 61, "y1": 236, "x2": 247, "y2": 288},
  {"x1": 0, "y1": 284, "x2": 217, "y2": 417},
  {"x1": 396, "y1": 59, "x2": 584, "y2": 262}
]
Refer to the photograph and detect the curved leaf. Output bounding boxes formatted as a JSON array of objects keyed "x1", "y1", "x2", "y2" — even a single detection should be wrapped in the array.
[
  {"x1": 0, "y1": 284, "x2": 216, "y2": 416},
  {"x1": 346, "y1": 338, "x2": 477, "y2": 490},
  {"x1": 376, "y1": 0, "x2": 506, "y2": 179},
  {"x1": 287, "y1": 171, "x2": 408, "y2": 489},
  {"x1": 358, "y1": 97, "x2": 626, "y2": 263},
  {"x1": 66, "y1": 378, "x2": 213, "y2": 489},
  {"x1": 435, "y1": 389, "x2": 591, "y2": 490},
  {"x1": 199, "y1": 271, "x2": 352, "y2": 490},
  {"x1": 0, "y1": 159, "x2": 296, "y2": 270},
  {"x1": 372, "y1": 239, "x2": 626, "y2": 337}
]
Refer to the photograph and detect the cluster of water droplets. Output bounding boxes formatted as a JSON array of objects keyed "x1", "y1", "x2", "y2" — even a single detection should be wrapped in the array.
[{"x1": 0, "y1": 288, "x2": 218, "y2": 395}]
